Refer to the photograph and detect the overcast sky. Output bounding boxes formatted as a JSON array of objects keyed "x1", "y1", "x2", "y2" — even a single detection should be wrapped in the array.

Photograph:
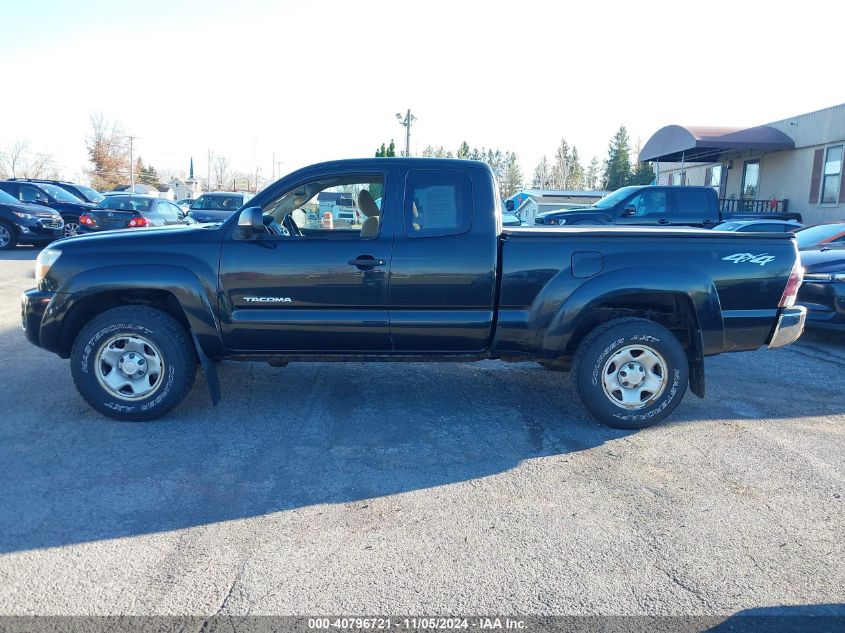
[{"x1": 1, "y1": 0, "x2": 843, "y2": 184}]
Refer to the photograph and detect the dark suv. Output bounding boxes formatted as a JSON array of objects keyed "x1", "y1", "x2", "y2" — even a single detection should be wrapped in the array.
[
  {"x1": 0, "y1": 181, "x2": 95, "y2": 237},
  {"x1": 0, "y1": 188, "x2": 63, "y2": 249},
  {"x1": 8, "y1": 178, "x2": 105, "y2": 205}
]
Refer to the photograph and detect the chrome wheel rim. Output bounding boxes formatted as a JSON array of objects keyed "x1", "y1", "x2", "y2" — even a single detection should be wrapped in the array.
[
  {"x1": 95, "y1": 334, "x2": 165, "y2": 401},
  {"x1": 601, "y1": 344, "x2": 667, "y2": 410},
  {"x1": 0, "y1": 226, "x2": 10, "y2": 248},
  {"x1": 64, "y1": 222, "x2": 80, "y2": 237}
]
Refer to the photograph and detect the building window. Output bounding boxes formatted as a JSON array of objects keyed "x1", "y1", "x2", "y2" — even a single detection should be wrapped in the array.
[
  {"x1": 709, "y1": 165, "x2": 722, "y2": 189},
  {"x1": 821, "y1": 145, "x2": 843, "y2": 204},
  {"x1": 741, "y1": 160, "x2": 760, "y2": 199}
]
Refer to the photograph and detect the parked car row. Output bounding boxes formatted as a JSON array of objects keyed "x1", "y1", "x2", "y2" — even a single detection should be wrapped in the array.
[{"x1": 0, "y1": 175, "x2": 260, "y2": 249}]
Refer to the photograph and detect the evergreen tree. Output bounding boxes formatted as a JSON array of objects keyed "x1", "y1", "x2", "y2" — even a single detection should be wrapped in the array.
[
  {"x1": 375, "y1": 140, "x2": 396, "y2": 157},
  {"x1": 568, "y1": 147, "x2": 585, "y2": 190},
  {"x1": 628, "y1": 161, "x2": 654, "y2": 186},
  {"x1": 531, "y1": 156, "x2": 552, "y2": 189},
  {"x1": 602, "y1": 125, "x2": 633, "y2": 191},
  {"x1": 585, "y1": 156, "x2": 601, "y2": 190},
  {"x1": 550, "y1": 138, "x2": 571, "y2": 189},
  {"x1": 456, "y1": 141, "x2": 471, "y2": 159},
  {"x1": 500, "y1": 152, "x2": 523, "y2": 198}
]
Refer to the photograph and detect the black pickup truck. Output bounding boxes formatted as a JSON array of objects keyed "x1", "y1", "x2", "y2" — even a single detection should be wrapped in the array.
[
  {"x1": 22, "y1": 158, "x2": 806, "y2": 429},
  {"x1": 532, "y1": 185, "x2": 803, "y2": 228}
]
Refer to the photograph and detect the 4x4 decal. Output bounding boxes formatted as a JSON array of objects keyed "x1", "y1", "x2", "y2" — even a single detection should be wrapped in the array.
[{"x1": 722, "y1": 252, "x2": 775, "y2": 266}]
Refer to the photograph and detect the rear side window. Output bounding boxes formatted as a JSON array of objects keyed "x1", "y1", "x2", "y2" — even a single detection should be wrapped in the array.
[
  {"x1": 673, "y1": 189, "x2": 711, "y2": 216},
  {"x1": 404, "y1": 170, "x2": 472, "y2": 238}
]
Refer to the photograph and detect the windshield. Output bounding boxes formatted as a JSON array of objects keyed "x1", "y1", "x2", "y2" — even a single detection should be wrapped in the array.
[
  {"x1": 73, "y1": 185, "x2": 104, "y2": 203},
  {"x1": 37, "y1": 183, "x2": 85, "y2": 203},
  {"x1": 190, "y1": 195, "x2": 243, "y2": 211},
  {"x1": 593, "y1": 186, "x2": 640, "y2": 210},
  {"x1": 95, "y1": 197, "x2": 152, "y2": 212},
  {"x1": 796, "y1": 224, "x2": 845, "y2": 248},
  {"x1": 0, "y1": 190, "x2": 19, "y2": 205}
]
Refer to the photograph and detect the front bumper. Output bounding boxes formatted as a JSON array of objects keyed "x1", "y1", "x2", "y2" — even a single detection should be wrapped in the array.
[
  {"x1": 768, "y1": 306, "x2": 807, "y2": 348},
  {"x1": 21, "y1": 289, "x2": 54, "y2": 348},
  {"x1": 17, "y1": 218, "x2": 63, "y2": 243}
]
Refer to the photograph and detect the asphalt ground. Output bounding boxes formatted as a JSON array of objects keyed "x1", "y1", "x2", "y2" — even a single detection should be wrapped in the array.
[{"x1": 0, "y1": 246, "x2": 842, "y2": 627}]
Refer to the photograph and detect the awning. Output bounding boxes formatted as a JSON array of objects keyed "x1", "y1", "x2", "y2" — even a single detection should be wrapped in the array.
[{"x1": 640, "y1": 125, "x2": 795, "y2": 163}]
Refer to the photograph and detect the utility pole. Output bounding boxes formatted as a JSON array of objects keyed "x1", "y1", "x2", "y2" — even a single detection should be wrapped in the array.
[
  {"x1": 395, "y1": 109, "x2": 417, "y2": 157},
  {"x1": 127, "y1": 135, "x2": 136, "y2": 189},
  {"x1": 207, "y1": 149, "x2": 213, "y2": 192},
  {"x1": 272, "y1": 153, "x2": 284, "y2": 182}
]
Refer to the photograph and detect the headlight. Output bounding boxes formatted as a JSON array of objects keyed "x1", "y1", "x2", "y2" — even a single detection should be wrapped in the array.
[
  {"x1": 35, "y1": 248, "x2": 61, "y2": 284},
  {"x1": 13, "y1": 211, "x2": 37, "y2": 220},
  {"x1": 803, "y1": 272, "x2": 845, "y2": 282}
]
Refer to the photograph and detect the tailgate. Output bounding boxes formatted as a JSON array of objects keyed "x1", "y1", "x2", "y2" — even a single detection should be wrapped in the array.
[{"x1": 89, "y1": 210, "x2": 138, "y2": 230}]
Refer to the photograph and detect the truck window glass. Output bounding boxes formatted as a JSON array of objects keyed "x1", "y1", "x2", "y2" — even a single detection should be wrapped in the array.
[
  {"x1": 404, "y1": 170, "x2": 472, "y2": 238},
  {"x1": 260, "y1": 175, "x2": 384, "y2": 240},
  {"x1": 674, "y1": 189, "x2": 710, "y2": 216},
  {"x1": 622, "y1": 190, "x2": 667, "y2": 217}
]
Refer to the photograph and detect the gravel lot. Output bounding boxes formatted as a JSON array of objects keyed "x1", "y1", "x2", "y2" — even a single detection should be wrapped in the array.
[{"x1": 0, "y1": 247, "x2": 843, "y2": 623}]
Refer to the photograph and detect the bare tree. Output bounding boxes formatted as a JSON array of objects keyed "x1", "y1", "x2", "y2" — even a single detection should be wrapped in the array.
[
  {"x1": 213, "y1": 156, "x2": 231, "y2": 190},
  {"x1": 4, "y1": 141, "x2": 30, "y2": 178},
  {"x1": 23, "y1": 152, "x2": 52, "y2": 178},
  {"x1": 86, "y1": 113, "x2": 129, "y2": 191}
]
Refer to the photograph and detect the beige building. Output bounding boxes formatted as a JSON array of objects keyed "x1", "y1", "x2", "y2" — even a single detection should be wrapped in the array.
[{"x1": 640, "y1": 103, "x2": 845, "y2": 225}]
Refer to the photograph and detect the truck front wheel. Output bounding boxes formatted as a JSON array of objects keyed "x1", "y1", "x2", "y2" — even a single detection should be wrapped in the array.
[
  {"x1": 70, "y1": 306, "x2": 197, "y2": 421},
  {"x1": 572, "y1": 318, "x2": 688, "y2": 429}
]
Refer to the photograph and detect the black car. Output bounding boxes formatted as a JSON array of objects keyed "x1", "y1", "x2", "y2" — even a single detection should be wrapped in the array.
[
  {"x1": 8, "y1": 178, "x2": 105, "y2": 205},
  {"x1": 0, "y1": 188, "x2": 63, "y2": 250},
  {"x1": 187, "y1": 192, "x2": 254, "y2": 222},
  {"x1": 797, "y1": 245, "x2": 845, "y2": 329},
  {"x1": 795, "y1": 222, "x2": 845, "y2": 250},
  {"x1": 79, "y1": 195, "x2": 189, "y2": 233},
  {"x1": 0, "y1": 180, "x2": 95, "y2": 238}
]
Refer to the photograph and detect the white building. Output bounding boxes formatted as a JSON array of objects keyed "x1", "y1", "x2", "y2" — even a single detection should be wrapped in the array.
[{"x1": 641, "y1": 102, "x2": 845, "y2": 225}]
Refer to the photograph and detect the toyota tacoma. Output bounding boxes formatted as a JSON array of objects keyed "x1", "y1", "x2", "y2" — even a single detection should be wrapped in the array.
[{"x1": 22, "y1": 158, "x2": 806, "y2": 428}]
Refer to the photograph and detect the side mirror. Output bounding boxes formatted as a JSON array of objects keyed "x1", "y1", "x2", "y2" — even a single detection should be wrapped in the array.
[
  {"x1": 505, "y1": 199, "x2": 515, "y2": 212},
  {"x1": 237, "y1": 206, "x2": 264, "y2": 233},
  {"x1": 621, "y1": 206, "x2": 636, "y2": 217}
]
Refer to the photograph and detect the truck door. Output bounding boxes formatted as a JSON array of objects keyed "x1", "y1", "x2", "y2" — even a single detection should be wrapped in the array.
[
  {"x1": 218, "y1": 171, "x2": 394, "y2": 352},
  {"x1": 615, "y1": 187, "x2": 672, "y2": 226},
  {"x1": 388, "y1": 167, "x2": 497, "y2": 352}
]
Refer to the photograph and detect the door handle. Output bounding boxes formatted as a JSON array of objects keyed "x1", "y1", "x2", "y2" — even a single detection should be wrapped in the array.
[
  {"x1": 657, "y1": 219, "x2": 670, "y2": 225},
  {"x1": 348, "y1": 256, "x2": 386, "y2": 269}
]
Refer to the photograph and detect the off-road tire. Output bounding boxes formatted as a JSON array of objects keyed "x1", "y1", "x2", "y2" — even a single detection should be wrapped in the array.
[
  {"x1": 572, "y1": 318, "x2": 688, "y2": 429},
  {"x1": 71, "y1": 306, "x2": 197, "y2": 421}
]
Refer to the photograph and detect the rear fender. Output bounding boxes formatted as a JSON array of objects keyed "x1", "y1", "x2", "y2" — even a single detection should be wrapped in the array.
[{"x1": 539, "y1": 266, "x2": 724, "y2": 361}]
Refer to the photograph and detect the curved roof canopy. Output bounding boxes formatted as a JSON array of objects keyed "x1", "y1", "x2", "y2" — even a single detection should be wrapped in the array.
[{"x1": 640, "y1": 125, "x2": 794, "y2": 163}]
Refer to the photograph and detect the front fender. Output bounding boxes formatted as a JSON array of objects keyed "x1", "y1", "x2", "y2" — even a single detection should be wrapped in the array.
[
  {"x1": 39, "y1": 264, "x2": 225, "y2": 359},
  {"x1": 539, "y1": 266, "x2": 724, "y2": 357}
]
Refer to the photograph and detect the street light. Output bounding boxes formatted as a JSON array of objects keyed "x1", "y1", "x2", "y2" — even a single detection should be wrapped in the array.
[{"x1": 396, "y1": 109, "x2": 417, "y2": 157}]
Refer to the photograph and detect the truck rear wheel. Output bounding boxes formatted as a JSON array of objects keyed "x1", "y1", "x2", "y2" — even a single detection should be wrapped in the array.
[
  {"x1": 572, "y1": 318, "x2": 688, "y2": 429},
  {"x1": 71, "y1": 306, "x2": 197, "y2": 421}
]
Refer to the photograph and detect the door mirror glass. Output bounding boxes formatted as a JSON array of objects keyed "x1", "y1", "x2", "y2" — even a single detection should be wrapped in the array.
[
  {"x1": 505, "y1": 199, "x2": 515, "y2": 212},
  {"x1": 238, "y1": 207, "x2": 264, "y2": 233}
]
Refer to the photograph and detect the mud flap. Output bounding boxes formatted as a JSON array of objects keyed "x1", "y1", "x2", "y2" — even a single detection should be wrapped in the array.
[
  {"x1": 192, "y1": 332, "x2": 221, "y2": 406},
  {"x1": 689, "y1": 357, "x2": 705, "y2": 399}
]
